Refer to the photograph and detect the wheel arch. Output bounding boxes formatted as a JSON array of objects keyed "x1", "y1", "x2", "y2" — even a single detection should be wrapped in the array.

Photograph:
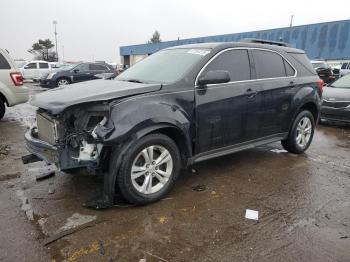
[
  {"x1": 56, "y1": 76, "x2": 71, "y2": 85},
  {"x1": 0, "y1": 91, "x2": 9, "y2": 106},
  {"x1": 299, "y1": 102, "x2": 319, "y2": 123},
  {"x1": 137, "y1": 124, "x2": 193, "y2": 165}
]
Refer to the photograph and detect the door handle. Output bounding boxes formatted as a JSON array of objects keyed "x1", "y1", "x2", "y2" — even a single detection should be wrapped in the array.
[
  {"x1": 289, "y1": 81, "x2": 296, "y2": 88},
  {"x1": 246, "y1": 88, "x2": 258, "y2": 99}
]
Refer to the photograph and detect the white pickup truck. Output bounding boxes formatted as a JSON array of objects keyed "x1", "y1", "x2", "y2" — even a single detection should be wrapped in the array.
[
  {"x1": 20, "y1": 60, "x2": 60, "y2": 81},
  {"x1": 340, "y1": 62, "x2": 350, "y2": 77}
]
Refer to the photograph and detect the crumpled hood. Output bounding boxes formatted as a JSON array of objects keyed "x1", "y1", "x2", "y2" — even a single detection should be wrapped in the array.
[
  {"x1": 323, "y1": 86, "x2": 350, "y2": 101},
  {"x1": 30, "y1": 79, "x2": 162, "y2": 114}
]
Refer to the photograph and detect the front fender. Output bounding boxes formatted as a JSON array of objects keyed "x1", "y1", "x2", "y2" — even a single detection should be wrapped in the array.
[{"x1": 101, "y1": 99, "x2": 193, "y2": 148}]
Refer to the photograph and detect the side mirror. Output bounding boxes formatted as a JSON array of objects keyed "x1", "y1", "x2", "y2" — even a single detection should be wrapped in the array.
[
  {"x1": 24, "y1": 66, "x2": 29, "y2": 69},
  {"x1": 197, "y1": 70, "x2": 230, "y2": 86},
  {"x1": 73, "y1": 69, "x2": 79, "y2": 73}
]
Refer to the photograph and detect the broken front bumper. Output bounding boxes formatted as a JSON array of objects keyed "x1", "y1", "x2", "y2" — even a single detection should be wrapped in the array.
[
  {"x1": 25, "y1": 127, "x2": 58, "y2": 164},
  {"x1": 25, "y1": 127, "x2": 91, "y2": 170}
]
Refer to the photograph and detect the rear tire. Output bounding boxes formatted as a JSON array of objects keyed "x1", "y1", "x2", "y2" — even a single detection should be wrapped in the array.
[
  {"x1": 0, "y1": 98, "x2": 5, "y2": 120},
  {"x1": 112, "y1": 134, "x2": 181, "y2": 205},
  {"x1": 281, "y1": 110, "x2": 315, "y2": 154}
]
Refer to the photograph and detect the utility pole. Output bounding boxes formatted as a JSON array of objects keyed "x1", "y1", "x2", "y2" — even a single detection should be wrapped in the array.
[
  {"x1": 290, "y1": 15, "x2": 294, "y2": 27},
  {"x1": 53, "y1": 20, "x2": 59, "y2": 61}
]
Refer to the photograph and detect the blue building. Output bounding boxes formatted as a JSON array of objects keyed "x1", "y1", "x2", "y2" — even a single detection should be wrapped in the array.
[{"x1": 120, "y1": 19, "x2": 350, "y2": 66}]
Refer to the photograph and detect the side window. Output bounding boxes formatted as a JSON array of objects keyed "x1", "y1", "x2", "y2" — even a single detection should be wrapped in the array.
[
  {"x1": 253, "y1": 50, "x2": 287, "y2": 79},
  {"x1": 89, "y1": 64, "x2": 107, "y2": 71},
  {"x1": 74, "y1": 64, "x2": 89, "y2": 72},
  {"x1": 202, "y1": 49, "x2": 251, "y2": 82},
  {"x1": 39, "y1": 63, "x2": 49, "y2": 69},
  {"x1": 0, "y1": 53, "x2": 11, "y2": 69},
  {"x1": 25, "y1": 63, "x2": 37, "y2": 69},
  {"x1": 284, "y1": 60, "x2": 295, "y2": 77},
  {"x1": 341, "y1": 63, "x2": 348, "y2": 69}
]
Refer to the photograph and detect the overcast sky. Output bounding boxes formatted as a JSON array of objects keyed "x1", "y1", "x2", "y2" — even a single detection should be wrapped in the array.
[{"x1": 1, "y1": 0, "x2": 349, "y2": 62}]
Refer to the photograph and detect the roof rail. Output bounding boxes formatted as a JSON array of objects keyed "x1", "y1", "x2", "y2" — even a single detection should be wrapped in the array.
[{"x1": 240, "y1": 38, "x2": 291, "y2": 47}]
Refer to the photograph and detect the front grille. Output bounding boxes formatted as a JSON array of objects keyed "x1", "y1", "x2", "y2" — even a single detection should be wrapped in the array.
[
  {"x1": 37, "y1": 113, "x2": 57, "y2": 145},
  {"x1": 323, "y1": 100, "x2": 350, "y2": 109}
]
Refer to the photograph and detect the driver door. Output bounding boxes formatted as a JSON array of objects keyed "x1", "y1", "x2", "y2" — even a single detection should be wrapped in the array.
[
  {"x1": 72, "y1": 63, "x2": 91, "y2": 82},
  {"x1": 195, "y1": 49, "x2": 262, "y2": 154}
]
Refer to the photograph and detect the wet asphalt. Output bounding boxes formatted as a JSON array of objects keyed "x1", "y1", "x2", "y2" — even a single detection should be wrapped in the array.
[{"x1": 0, "y1": 84, "x2": 349, "y2": 262}]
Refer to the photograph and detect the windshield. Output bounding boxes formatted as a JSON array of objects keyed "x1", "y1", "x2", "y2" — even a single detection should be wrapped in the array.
[
  {"x1": 116, "y1": 48, "x2": 211, "y2": 84},
  {"x1": 312, "y1": 62, "x2": 328, "y2": 69},
  {"x1": 330, "y1": 74, "x2": 350, "y2": 89}
]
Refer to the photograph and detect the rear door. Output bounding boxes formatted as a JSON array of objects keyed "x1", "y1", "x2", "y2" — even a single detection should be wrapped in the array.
[
  {"x1": 89, "y1": 64, "x2": 109, "y2": 79},
  {"x1": 195, "y1": 48, "x2": 262, "y2": 154},
  {"x1": 251, "y1": 49, "x2": 297, "y2": 137},
  {"x1": 38, "y1": 62, "x2": 50, "y2": 78}
]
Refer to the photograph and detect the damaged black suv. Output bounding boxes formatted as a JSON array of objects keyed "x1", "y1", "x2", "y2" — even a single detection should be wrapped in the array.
[{"x1": 25, "y1": 40, "x2": 323, "y2": 208}]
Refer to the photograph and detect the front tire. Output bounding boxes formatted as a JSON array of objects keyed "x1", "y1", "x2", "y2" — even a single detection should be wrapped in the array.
[
  {"x1": 0, "y1": 98, "x2": 5, "y2": 120},
  {"x1": 281, "y1": 110, "x2": 315, "y2": 154},
  {"x1": 114, "y1": 134, "x2": 181, "y2": 205},
  {"x1": 56, "y1": 78, "x2": 71, "y2": 87}
]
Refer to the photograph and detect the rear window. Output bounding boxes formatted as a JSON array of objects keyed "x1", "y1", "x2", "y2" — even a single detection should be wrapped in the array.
[
  {"x1": 284, "y1": 60, "x2": 295, "y2": 77},
  {"x1": 288, "y1": 53, "x2": 316, "y2": 75},
  {"x1": 39, "y1": 63, "x2": 49, "y2": 69},
  {"x1": 90, "y1": 64, "x2": 107, "y2": 71},
  {"x1": 0, "y1": 53, "x2": 11, "y2": 69},
  {"x1": 252, "y1": 50, "x2": 287, "y2": 79}
]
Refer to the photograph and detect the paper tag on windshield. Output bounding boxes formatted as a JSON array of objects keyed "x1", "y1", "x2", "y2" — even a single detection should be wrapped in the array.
[{"x1": 187, "y1": 49, "x2": 210, "y2": 56}]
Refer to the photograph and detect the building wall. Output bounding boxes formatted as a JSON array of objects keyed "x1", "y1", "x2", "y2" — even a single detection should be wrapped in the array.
[
  {"x1": 130, "y1": 54, "x2": 148, "y2": 65},
  {"x1": 120, "y1": 19, "x2": 350, "y2": 62}
]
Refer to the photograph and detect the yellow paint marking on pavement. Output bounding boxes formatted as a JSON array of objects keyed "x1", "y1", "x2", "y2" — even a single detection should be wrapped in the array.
[
  {"x1": 68, "y1": 241, "x2": 100, "y2": 261},
  {"x1": 159, "y1": 216, "x2": 167, "y2": 224}
]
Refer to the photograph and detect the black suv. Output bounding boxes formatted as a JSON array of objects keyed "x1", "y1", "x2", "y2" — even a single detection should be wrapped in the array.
[
  {"x1": 24, "y1": 40, "x2": 323, "y2": 208},
  {"x1": 40, "y1": 62, "x2": 115, "y2": 88}
]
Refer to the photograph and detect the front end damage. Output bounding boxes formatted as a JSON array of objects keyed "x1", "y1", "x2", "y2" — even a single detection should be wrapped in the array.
[
  {"x1": 25, "y1": 102, "x2": 114, "y2": 172},
  {"x1": 24, "y1": 103, "x2": 118, "y2": 209}
]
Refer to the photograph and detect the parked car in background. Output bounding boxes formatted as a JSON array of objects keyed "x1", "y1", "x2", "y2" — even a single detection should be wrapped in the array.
[
  {"x1": 20, "y1": 60, "x2": 59, "y2": 81},
  {"x1": 340, "y1": 61, "x2": 350, "y2": 77},
  {"x1": 321, "y1": 74, "x2": 350, "y2": 123},
  {"x1": 311, "y1": 60, "x2": 336, "y2": 84},
  {"x1": 39, "y1": 62, "x2": 115, "y2": 88},
  {"x1": 331, "y1": 64, "x2": 341, "y2": 78},
  {"x1": 0, "y1": 48, "x2": 28, "y2": 120},
  {"x1": 25, "y1": 40, "x2": 322, "y2": 207}
]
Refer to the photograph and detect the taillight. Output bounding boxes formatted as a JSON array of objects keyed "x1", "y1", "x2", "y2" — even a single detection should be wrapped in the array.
[
  {"x1": 10, "y1": 72, "x2": 24, "y2": 86},
  {"x1": 318, "y1": 79, "x2": 324, "y2": 92}
]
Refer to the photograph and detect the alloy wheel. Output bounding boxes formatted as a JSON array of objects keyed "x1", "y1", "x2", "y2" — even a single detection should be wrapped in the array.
[
  {"x1": 58, "y1": 79, "x2": 69, "y2": 86},
  {"x1": 295, "y1": 116, "x2": 312, "y2": 148},
  {"x1": 131, "y1": 145, "x2": 173, "y2": 194}
]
